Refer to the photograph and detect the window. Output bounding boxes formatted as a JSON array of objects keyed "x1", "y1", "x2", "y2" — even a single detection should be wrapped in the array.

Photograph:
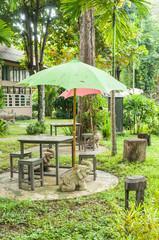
[
  {"x1": 26, "y1": 95, "x2": 31, "y2": 106},
  {"x1": 2, "y1": 66, "x2": 8, "y2": 80},
  {"x1": 21, "y1": 95, "x2": 25, "y2": 106},
  {"x1": 4, "y1": 94, "x2": 31, "y2": 107},
  {"x1": 2, "y1": 66, "x2": 29, "y2": 82},
  {"x1": 15, "y1": 95, "x2": 20, "y2": 106},
  {"x1": 9, "y1": 95, "x2": 13, "y2": 106}
]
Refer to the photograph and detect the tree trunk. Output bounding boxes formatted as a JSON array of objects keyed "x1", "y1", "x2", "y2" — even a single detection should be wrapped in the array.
[
  {"x1": 111, "y1": 8, "x2": 117, "y2": 156},
  {"x1": 78, "y1": 9, "x2": 95, "y2": 133}
]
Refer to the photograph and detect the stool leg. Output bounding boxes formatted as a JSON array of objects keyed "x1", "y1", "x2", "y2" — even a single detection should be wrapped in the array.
[
  {"x1": 10, "y1": 155, "x2": 13, "y2": 178},
  {"x1": 93, "y1": 156, "x2": 96, "y2": 180},
  {"x1": 79, "y1": 156, "x2": 82, "y2": 164},
  {"x1": 28, "y1": 165, "x2": 31, "y2": 184},
  {"x1": 40, "y1": 162, "x2": 44, "y2": 187},
  {"x1": 18, "y1": 162, "x2": 22, "y2": 189},
  {"x1": 136, "y1": 187, "x2": 145, "y2": 206},
  {"x1": 31, "y1": 163, "x2": 34, "y2": 191},
  {"x1": 84, "y1": 137, "x2": 86, "y2": 151},
  {"x1": 125, "y1": 190, "x2": 129, "y2": 210}
]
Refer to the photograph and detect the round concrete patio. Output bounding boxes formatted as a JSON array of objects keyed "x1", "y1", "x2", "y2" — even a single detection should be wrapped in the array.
[
  {"x1": 0, "y1": 170, "x2": 118, "y2": 200},
  {"x1": 0, "y1": 144, "x2": 118, "y2": 200}
]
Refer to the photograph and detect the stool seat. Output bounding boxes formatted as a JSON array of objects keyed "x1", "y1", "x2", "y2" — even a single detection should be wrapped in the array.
[
  {"x1": 79, "y1": 153, "x2": 96, "y2": 180},
  {"x1": 10, "y1": 151, "x2": 32, "y2": 178},
  {"x1": 18, "y1": 158, "x2": 43, "y2": 191},
  {"x1": 124, "y1": 175, "x2": 146, "y2": 210},
  {"x1": 82, "y1": 133, "x2": 94, "y2": 151}
]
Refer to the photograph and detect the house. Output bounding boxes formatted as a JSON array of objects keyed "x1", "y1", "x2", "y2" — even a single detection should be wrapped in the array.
[{"x1": 0, "y1": 44, "x2": 32, "y2": 117}]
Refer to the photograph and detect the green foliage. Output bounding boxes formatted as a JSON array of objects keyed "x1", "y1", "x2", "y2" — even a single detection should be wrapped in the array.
[
  {"x1": 54, "y1": 109, "x2": 69, "y2": 119},
  {"x1": 123, "y1": 95, "x2": 156, "y2": 133},
  {"x1": 80, "y1": 95, "x2": 108, "y2": 133},
  {"x1": 54, "y1": 88, "x2": 74, "y2": 119},
  {"x1": 0, "y1": 119, "x2": 9, "y2": 137},
  {"x1": 26, "y1": 122, "x2": 46, "y2": 135},
  {"x1": 0, "y1": 19, "x2": 12, "y2": 46},
  {"x1": 0, "y1": 87, "x2": 5, "y2": 109},
  {"x1": 116, "y1": 204, "x2": 159, "y2": 239},
  {"x1": 15, "y1": 115, "x2": 32, "y2": 121},
  {"x1": 99, "y1": 112, "x2": 111, "y2": 139},
  {"x1": 62, "y1": 126, "x2": 73, "y2": 136}
]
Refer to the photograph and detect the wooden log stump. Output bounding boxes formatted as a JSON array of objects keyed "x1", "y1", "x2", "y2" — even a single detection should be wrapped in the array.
[
  {"x1": 123, "y1": 138, "x2": 147, "y2": 162},
  {"x1": 137, "y1": 133, "x2": 151, "y2": 146}
]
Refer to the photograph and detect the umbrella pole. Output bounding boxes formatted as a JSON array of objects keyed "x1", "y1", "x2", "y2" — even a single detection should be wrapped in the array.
[
  {"x1": 87, "y1": 95, "x2": 93, "y2": 134},
  {"x1": 73, "y1": 88, "x2": 77, "y2": 170}
]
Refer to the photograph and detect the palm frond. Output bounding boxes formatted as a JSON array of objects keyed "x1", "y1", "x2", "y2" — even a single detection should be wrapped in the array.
[
  {"x1": 0, "y1": 20, "x2": 12, "y2": 46},
  {"x1": 129, "y1": 0, "x2": 151, "y2": 18}
]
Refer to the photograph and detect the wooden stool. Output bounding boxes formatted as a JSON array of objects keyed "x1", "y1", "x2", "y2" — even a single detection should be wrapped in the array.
[
  {"x1": 82, "y1": 133, "x2": 95, "y2": 151},
  {"x1": 79, "y1": 153, "x2": 96, "y2": 180},
  {"x1": 18, "y1": 158, "x2": 44, "y2": 191},
  {"x1": 124, "y1": 175, "x2": 146, "y2": 210},
  {"x1": 10, "y1": 151, "x2": 32, "y2": 178}
]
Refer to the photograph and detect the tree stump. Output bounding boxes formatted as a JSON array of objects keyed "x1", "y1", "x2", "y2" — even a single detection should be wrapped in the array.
[
  {"x1": 137, "y1": 133, "x2": 151, "y2": 146},
  {"x1": 123, "y1": 138, "x2": 147, "y2": 162},
  {"x1": 124, "y1": 175, "x2": 146, "y2": 210}
]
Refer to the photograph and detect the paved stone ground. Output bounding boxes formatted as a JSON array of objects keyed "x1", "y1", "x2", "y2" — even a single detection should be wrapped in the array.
[{"x1": 0, "y1": 144, "x2": 119, "y2": 200}]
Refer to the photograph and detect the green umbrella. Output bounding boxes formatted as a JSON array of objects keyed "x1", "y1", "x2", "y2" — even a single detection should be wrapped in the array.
[{"x1": 18, "y1": 59, "x2": 126, "y2": 169}]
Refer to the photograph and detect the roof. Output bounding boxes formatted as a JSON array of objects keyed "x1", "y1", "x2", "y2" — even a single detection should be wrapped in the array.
[{"x1": 0, "y1": 44, "x2": 25, "y2": 63}]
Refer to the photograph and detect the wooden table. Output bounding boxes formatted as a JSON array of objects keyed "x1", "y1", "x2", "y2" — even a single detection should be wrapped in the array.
[
  {"x1": 18, "y1": 135, "x2": 74, "y2": 185},
  {"x1": 50, "y1": 122, "x2": 82, "y2": 150}
]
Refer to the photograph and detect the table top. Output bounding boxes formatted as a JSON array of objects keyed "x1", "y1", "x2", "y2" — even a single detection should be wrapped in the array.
[
  {"x1": 50, "y1": 122, "x2": 81, "y2": 127},
  {"x1": 18, "y1": 135, "x2": 74, "y2": 143}
]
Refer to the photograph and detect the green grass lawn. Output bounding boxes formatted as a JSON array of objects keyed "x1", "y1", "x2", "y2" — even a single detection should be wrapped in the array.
[
  {"x1": 0, "y1": 120, "x2": 159, "y2": 239},
  {"x1": 3, "y1": 117, "x2": 73, "y2": 138}
]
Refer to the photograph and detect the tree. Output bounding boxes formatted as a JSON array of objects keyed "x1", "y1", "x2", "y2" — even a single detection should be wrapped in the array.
[
  {"x1": 61, "y1": 0, "x2": 150, "y2": 156},
  {"x1": 2, "y1": 0, "x2": 62, "y2": 123}
]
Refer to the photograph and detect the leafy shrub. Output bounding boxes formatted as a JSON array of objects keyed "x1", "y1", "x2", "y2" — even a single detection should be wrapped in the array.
[
  {"x1": 15, "y1": 115, "x2": 32, "y2": 121},
  {"x1": 32, "y1": 111, "x2": 38, "y2": 118},
  {"x1": 54, "y1": 109, "x2": 69, "y2": 119},
  {"x1": 26, "y1": 122, "x2": 46, "y2": 135},
  {"x1": 99, "y1": 113, "x2": 111, "y2": 139},
  {"x1": 123, "y1": 95, "x2": 156, "y2": 133},
  {"x1": 0, "y1": 119, "x2": 10, "y2": 137}
]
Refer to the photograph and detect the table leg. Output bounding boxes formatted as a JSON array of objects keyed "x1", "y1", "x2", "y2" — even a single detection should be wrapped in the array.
[
  {"x1": 56, "y1": 143, "x2": 59, "y2": 185},
  {"x1": 50, "y1": 125, "x2": 52, "y2": 135},
  {"x1": 55, "y1": 127, "x2": 57, "y2": 136},
  {"x1": 20, "y1": 142, "x2": 24, "y2": 159},
  {"x1": 40, "y1": 144, "x2": 43, "y2": 158}
]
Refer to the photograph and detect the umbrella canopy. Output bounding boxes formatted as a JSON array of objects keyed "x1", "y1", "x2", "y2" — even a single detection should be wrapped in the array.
[
  {"x1": 19, "y1": 59, "x2": 126, "y2": 93},
  {"x1": 57, "y1": 88, "x2": 104, "y2": 99},
  {"x1": 18, "y1": 59, "x2": 127, "y2": 170}
]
